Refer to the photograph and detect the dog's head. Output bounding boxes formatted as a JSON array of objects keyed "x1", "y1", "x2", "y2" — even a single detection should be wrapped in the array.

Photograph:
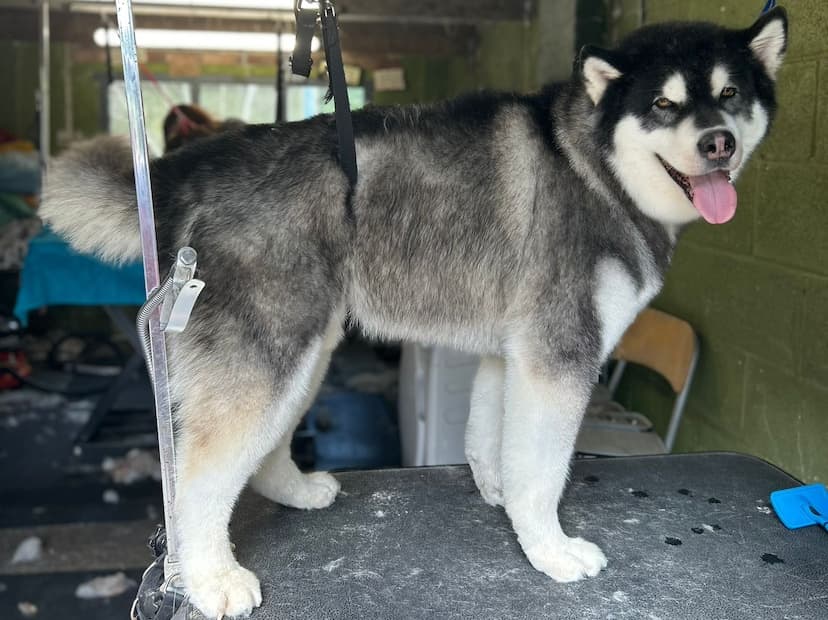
[{"x1": 578, "y1": 7, "x2": 787, "y2": 226}]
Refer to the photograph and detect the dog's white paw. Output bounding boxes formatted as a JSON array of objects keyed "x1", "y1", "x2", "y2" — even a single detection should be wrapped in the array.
[
  {"x1": 284, "y1": 472, "x2": 341, "y2": 510},
  {"x1": 523, "y1": 536, "x2": 607, "y2": 583},
  {"x1": 467, "y1": 455, "x2": 503, "y2": 506},
  {"x1": 254, "y1": 470, "x2": 340, "y2": 510},
  {"x1": 186, "y1": 563, "x2": 262, "y2": 619}
]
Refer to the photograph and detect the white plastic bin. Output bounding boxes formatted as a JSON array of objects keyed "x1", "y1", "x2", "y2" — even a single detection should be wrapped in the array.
[{"x1": 398, "y1": 343, "x2": 480, "y2": 466}]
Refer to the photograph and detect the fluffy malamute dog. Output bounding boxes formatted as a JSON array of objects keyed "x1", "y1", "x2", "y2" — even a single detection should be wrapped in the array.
[{"x1": 41, "y1": 7, "x2": 787, "y2": 618}]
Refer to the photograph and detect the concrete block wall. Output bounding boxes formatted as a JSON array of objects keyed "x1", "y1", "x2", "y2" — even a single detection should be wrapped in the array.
[
  {"x1": 373, "y1": 0, "x2": 577, "y2": 105},
  {"x1": 610, "y1": 1, "x2": 828, "y2": 482}
]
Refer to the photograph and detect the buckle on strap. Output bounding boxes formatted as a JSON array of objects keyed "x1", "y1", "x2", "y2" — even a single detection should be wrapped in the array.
[{"x1": 291, "y1": 0, "x2": 320, "y2": 77}]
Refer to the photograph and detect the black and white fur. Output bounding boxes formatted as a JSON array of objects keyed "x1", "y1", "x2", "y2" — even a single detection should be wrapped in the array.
[{"x1": 40, "y1": 8, "x2": 787, "y2": 618}]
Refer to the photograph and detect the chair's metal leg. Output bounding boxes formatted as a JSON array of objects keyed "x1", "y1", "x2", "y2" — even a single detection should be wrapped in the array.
[
  {"x1": 607, "y1": 359, "x2": 627, "y2": 395},
  {"x1": 104, "y1": 305, "x2": 144, "y2": 352},
  {"x1": 663, "y1": 339, "x2": 699, "y2": 453},
  {"x1": 75, "y1": 307, "x2": 145, "y2": 444},
  {"x1": 75, "y1": 351, "x2": 145, "y2": 444},
  {"x1": 115, "y1": 0, "x2": 180, "y2": 577}
]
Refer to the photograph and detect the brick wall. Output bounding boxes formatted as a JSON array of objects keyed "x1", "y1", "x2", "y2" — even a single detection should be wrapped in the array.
[{"x1": 611, "y1": 1, "x2": 828, "y2": 482}]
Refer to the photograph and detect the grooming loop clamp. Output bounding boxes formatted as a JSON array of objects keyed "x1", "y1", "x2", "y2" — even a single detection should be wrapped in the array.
[{"x1": 137, "y1": 247, "x2": 205, "y2": 388}]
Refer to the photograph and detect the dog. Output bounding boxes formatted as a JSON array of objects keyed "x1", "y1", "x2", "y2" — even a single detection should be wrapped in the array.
[
  {"x1": 162, "y1": 103, "x2": 245, "y2": 154},
  {"x1": 40, "y1": 7, "x2": 788, "y2": 618}
]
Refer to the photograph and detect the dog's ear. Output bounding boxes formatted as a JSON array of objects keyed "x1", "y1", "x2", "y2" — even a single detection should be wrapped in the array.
[
  {"x1": 745, "y1": 6, "x2": 788, "y2": 80},
  {"x1": 578, "y1": 46, "x2": 624, "y2": 105}
]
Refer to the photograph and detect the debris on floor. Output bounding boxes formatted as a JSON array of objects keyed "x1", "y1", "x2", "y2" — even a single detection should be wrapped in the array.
[
  {"x1": 10, "y1": 536, "x2": 43, "y2": 564},
  {"x1": 0, "y1": 387, "x2": 103, "y2": 489},
  {"x1": 102, "y1": 489, "x2": 120, "y2": 504},
  {"x1": 102, "y1": 449, "x2": 161, "y2": 485},
  {"x1": 0, "y1": 389, "x2": 64, "y2": 414},
  {"x1": 17, "y1": 601, "x2": 38, "y2": 617},
  {"x1": 74, "y1": 572, "x2": 137, "y2": 599},
  {"x1": 63, "y1": 400, "x2": 94, "y2": 425}
]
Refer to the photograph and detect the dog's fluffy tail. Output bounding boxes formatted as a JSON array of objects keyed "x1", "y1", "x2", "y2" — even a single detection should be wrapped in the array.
[{"x1": 40, "y1": 135, "x2": 143, "y2": 264}]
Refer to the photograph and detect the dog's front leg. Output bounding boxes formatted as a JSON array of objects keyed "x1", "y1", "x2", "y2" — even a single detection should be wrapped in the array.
[{"x1": 500, "y1": 357, "x2": 607, "y2": 582}]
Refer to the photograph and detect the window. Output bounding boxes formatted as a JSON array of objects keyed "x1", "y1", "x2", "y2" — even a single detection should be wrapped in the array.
[
  {"x1": 286, "y1": 85, "x2": 367, "y2": 122},
  {"x1": 198, "y1": 82, "x2": 277, "y2": 125},
  {"x1": 107, "y1": 79, "x2": 367, "y2": 156},
  {"x1": 107, "y1": 80, "x2": 193, "y2": 156}
]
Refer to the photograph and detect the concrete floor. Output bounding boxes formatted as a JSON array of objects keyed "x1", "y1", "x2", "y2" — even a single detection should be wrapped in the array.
[
  {"x1": 0, "y1": 336, "x2": 400, "y2": 618},
  {"x1": 0, "y1": 385, "x2": 162, "y2": 619}
]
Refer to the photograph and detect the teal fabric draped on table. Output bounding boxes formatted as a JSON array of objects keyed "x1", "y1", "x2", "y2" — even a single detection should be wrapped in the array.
[{"x1": 14, "y1": 228, "x2": 146, "y2": 326}]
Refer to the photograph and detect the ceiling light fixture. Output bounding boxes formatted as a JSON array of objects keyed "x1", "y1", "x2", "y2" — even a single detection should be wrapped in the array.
[
  {"x1": 93, "y1": 27, "x2": 319, "y2": 53},
  {"x1": 80, "y1": 0, "x2": 295, "y2": 9}
]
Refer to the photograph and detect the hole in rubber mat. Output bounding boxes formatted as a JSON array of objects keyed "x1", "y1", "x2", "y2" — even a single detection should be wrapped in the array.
[
  {"x1": 708, "y1": 497, "x2": 721, "y2": 504},
  {"x1": 631, "y1": 490, "x2": 648, "y2": 498},
  {"x1": 677, "y1": 488, "x2": 692, "y2": 496},
  {"x1": 664, "y1": 537, "x2": 682, "y2": 546},
  {"x1": 761, "y1": 553, "x2": 784, "y2": 565},
  {"x1": 584, "y1": 475, "x2": 599, "y2": 483},
  {"x1": 691, "y1": 527, "x2": 704, "y2": 534}
]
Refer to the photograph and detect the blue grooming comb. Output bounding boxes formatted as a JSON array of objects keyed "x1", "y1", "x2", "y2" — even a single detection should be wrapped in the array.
[{"x1": 770, "y1": 484, "x2": 828, "y2": 532}]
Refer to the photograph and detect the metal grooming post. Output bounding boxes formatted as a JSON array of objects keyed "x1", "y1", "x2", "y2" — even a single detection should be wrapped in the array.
[
  {"x1": 38, "y1": 0, "x2": 50, "y2": 174},
  {"x1": 114, "y1": 0, "x2": 180, "y2": 577}
]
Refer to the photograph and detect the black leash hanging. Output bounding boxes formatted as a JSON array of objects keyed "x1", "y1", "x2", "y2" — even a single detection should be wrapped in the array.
[{"x1": 291, "y1": 0, "x2": 358, "y2": 188}]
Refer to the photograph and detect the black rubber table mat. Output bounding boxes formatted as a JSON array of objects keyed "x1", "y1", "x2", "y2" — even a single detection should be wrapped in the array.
[{"x1": 192, "y1": 453, "x2": 827, "y2": 619}]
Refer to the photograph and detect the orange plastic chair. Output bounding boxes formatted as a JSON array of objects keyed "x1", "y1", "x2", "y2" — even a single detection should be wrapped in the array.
[{"x1": 577, "y1": 308, "x2": 699, "y2": 456}]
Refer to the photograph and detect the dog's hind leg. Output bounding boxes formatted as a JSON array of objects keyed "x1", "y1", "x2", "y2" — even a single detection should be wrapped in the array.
[
  {"x1": 465, "y1": 356, "x2": 506, "y2": 506},
  {"x1": 250, "y1": 424, "x2": 341, "y2": 509},
  {"x1": 250, "y1": 314, "x2": 344, "y2": 510},
  {"x1": 172, "y1": 332, "x2": 331, "y2": 619},
  {"x1": 500, "y1": 350, "x2": 607, "y2": 582}
]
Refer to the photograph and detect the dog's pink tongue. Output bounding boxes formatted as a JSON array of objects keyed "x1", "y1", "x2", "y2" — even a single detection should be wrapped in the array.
[{"x1": 689, "y1": 170, "x2": 737, "y2": 224}]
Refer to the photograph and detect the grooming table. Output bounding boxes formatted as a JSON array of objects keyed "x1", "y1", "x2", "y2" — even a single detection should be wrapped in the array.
[
  {"x1": 190, "y1": 453, "x2": 827, "y2": 619},
  {"x1": 13, "y1": 228, "x2": 148, "y2": 445}
]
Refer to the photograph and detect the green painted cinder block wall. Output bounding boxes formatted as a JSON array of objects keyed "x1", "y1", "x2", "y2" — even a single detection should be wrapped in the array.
[
  {"x1": 610, "y1": 1, "x2": 828, "y2": 483},
  {"x1": 0, "y1": 40, "x2": 113, "y2": 152},
  {"x1": 371, "y1": 20, "x2": 541, "y2": 107},
  {"x1": 0, "y1": 41, "x2": 68, "y2": 151}
]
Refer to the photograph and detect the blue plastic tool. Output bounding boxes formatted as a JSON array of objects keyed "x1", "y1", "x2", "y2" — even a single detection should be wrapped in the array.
[{"x1": 770, "y1": 484, "x2": 828, "y2": 531}]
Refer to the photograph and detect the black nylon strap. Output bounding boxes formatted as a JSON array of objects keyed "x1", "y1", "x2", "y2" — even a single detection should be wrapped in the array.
[
  {"x1": 290, "y1": 4, "x2": 317, "y2": 77},
  {"x1": 290, "y1": 1, "x2": 358, "y2": 188},
  {"x1": 320, "y1": 3, "x2": 358, "y2": 188}
]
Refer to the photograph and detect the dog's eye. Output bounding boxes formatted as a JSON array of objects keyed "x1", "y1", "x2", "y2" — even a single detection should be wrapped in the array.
[
  {"x1": 720, "y1": 86, "x2": 738, "y2": 99},
  {"x1": 653, "y1": 97, "x2": 675, "y2": 110}
]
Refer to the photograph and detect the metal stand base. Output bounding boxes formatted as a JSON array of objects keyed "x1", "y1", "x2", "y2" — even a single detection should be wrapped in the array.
[{"x1": 132, "y1": 527, "x2": 188, "y2": 620}]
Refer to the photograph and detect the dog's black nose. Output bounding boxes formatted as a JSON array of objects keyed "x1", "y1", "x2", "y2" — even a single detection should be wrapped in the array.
[{"x1": 698, "y1": 130, "x2": 736, "y2": 161}]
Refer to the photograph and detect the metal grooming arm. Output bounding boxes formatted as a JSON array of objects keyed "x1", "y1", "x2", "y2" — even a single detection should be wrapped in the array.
[
  {"x1": 120, "y1": 2, "x2": 348, "y2": 616},
  {"x1": 114, "y1": 0, "x2": 184, "y2": 592}
]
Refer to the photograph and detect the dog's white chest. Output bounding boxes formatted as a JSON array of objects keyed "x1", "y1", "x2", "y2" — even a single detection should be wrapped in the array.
[{"x1": 593, "y1": 258, "x2": 660, "y2": 360}]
